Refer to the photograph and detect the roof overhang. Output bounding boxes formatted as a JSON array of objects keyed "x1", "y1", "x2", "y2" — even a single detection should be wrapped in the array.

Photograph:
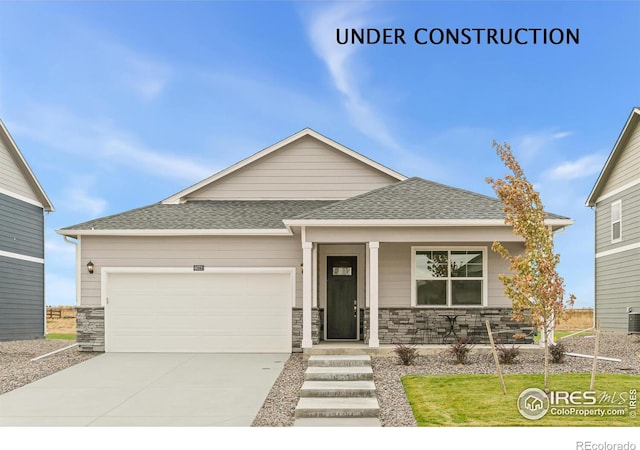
[
  {"x1": 161, "y1": 128, "x2": 407, "y2": 204},
  {"x1": 284, "y1": 218, "x2": 573, "y2": 230},
  {"x1": 55, "y1": 228, "x2": 293, "y2": 238},
  {"x1": 586, "y1": 107, "x2": 640, "y2": 207},
  {"x1": 0, "y1": 119, "x2": 54, "y2": 211}
]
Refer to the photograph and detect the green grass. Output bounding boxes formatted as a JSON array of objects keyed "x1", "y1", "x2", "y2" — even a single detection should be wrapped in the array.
[
  {"x1": 402, "y1": 373, "x2": 639, "y2": 426},
  {"x1": 45, "y1": 333, "x2": 76, "y2": 340}
]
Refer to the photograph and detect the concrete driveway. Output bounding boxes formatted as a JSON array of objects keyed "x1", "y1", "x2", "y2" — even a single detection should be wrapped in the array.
[{"x1": 0, "y1": 353, "x2": 286, "y2": 426}]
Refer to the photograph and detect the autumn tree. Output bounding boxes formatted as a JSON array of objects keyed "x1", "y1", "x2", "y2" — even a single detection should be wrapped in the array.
[{"x1": 486, "y1": 141, "x2": 575, "y2": 391}]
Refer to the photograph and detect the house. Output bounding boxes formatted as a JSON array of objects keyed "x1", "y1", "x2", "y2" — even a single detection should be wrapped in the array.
[
  {"x1": 57, "y1": 129, "x2": 572, "y2": 353},
  {"x1": 0, "y1": 120, "x2": 54, "y2": 341},
  {"x1": 586, "y1": 107, "x2": 640, "y2": 333}
]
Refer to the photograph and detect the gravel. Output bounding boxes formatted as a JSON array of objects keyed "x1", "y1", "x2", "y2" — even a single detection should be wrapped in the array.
[
  {"x1": 0, "y1": 339, "x2": 99, "y2": 395},
  {"x1": 252, "y1": 332, "x2": 640, "y2": 427},
  {"x1": 3, "y1": 333, "x2": 638, "y2": 426}
]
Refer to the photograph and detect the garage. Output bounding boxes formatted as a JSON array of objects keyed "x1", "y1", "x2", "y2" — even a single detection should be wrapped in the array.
[{"x1": 103, "y1": 268, "x2": 294, "y2": 353}]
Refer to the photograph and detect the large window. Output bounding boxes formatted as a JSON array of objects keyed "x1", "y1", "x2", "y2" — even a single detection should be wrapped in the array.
[
  {"x1": 413, "y1": 248, "x2": 486, "y2": 307},
  {"x1": 611, "y1": 200, "x2": 622, "y2": 243}
]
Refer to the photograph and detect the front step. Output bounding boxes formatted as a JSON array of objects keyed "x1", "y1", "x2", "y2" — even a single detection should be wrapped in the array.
[
  {"x1": 300, "y1": 380, "x2": 376, "y2": 398},
  {"x1": 304, "y1": 366, "x2": 373, "y2": 381},
  {"x1": 307, "y1": 355, "x2": 371, "y2": 367},
  {"x1": 295, "y1": 397, "x2": 380, "y2": 418}
]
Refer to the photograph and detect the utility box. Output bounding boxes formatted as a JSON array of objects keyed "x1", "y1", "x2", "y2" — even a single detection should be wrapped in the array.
[{"x1": 629, "y1": 311, "x2": 640, "y2": 334}]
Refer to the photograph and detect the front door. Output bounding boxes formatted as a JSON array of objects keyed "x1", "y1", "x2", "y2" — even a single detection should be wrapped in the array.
[{"x1": 326, "y1": 256, "x2": 358, "y2": 340}]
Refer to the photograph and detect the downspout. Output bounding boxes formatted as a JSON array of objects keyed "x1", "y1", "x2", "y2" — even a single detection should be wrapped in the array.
[{"x1": 63, "y1": 235, "x2": 81, "y2": 306}]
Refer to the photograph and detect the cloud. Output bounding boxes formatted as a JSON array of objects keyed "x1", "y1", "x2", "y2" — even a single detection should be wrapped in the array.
[
  {"x1": 9, "y1": 105, "x2": 214, "y2": 181},
  {"x1": 545, "y1": 154, "x2": 605, "y2": 180},
  {"x1": 513, "y1": 129, "x2": 573, "y2": 160},
  {"x1": 302, "y1": 3, "x2": 401, "y2": 150},
  {"x1": 62, "y1": 177, "x2": 108, "y2": 218}
]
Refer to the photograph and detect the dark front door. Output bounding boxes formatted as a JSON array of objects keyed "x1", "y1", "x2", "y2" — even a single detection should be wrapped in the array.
[{"x1": 326, "y1": 256, "x2": 358, "y2": 340}]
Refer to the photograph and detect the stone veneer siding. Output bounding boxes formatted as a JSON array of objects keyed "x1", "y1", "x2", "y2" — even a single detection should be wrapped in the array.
[
  {"x1": 76, "y1": 306, "x2": 105, "y2": 352},
  {"x1": 292, "y1": 308, "x2": 322, "y2": 352},
  {"x1": 363, "y1": 307, "x2": 534, "y2": 345}
]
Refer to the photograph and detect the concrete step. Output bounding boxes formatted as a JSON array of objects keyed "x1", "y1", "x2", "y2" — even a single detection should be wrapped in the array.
[
  {"x1": 293, "y1": 417, "x2": 381, "y2": 427},
  {"x1": 299, "y1": 380, "x2": 376, "y2": 398},
  {"x1": 295, "y1": 397, "x2": 380, "y2": 418},
  {"x1": 307, "y1": 355, "x2": 371, "y2": 367},
  {"x1": 304, "y1": 366, "x2": 373, "y2": 381}
]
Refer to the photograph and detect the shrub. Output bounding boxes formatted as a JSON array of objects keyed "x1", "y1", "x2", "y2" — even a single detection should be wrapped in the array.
[
  {"x1": 394, "y1": 343, "x2": 419, "y2": 365},
  {"x1": 447, "y1": 338, "x2": 474, "y2": 364},
  {"x1": 549, "y1": 341, "x2": 567, "y2": 364},
  {"x1": 496, "y1": 342, "x2": 520, "y2": 364}
]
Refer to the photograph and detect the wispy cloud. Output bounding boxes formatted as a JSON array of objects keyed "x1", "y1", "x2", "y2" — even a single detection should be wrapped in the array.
[
  {"x1": 62, "y1": 176, "x2": 108, "y2": 217},
  {"x1": 302, "y1": 3, "x2": 401, "y2": 150},
  {"x1": 545, "y1": 153, "x2": 605, "y2": 180},
  {"x1": 513, "y1": 129, "x2": 573, "y2": 160},
  {"x1": 10, "y1": 105, "x2": 214, "y2": 181}
]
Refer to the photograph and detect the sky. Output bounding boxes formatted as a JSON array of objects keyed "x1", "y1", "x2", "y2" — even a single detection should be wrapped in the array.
[{"x1": 1, "y1": 1, "x2": 639, "y2": 309}]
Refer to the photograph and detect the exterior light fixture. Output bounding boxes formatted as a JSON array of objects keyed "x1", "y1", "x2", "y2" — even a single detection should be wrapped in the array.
[{"x1": 87, "y1": 261, "x2": 94, "y2": 274}]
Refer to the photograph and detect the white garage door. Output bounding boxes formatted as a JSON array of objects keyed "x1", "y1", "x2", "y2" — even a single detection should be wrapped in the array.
[{"x1": 105, "y1": 270, "x2": 294, "y2": 353}]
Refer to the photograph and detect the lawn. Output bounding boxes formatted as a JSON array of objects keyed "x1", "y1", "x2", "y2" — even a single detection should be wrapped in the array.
[
  {"x1": 45, "y1": 333, "x2": 76, "y2": 340},
  {"x1": 402, "y1": 373, "x2": 638, "y2": 426}
]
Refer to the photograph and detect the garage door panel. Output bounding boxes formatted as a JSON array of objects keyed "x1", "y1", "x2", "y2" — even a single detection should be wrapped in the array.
[{"x1": 105, "y1": 271, "x2": 293, "y2": 353}]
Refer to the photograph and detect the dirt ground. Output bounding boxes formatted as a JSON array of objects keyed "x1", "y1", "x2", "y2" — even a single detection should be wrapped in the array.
[
  {"x1": 45, "y1": 307, "x2": 76, "y2": 334},
  {"x1": 556, "y1": 308, "x2": 594, "y2": 331}
]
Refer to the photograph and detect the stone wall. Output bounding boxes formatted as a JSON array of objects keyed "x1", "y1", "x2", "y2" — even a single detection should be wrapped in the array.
[
  {"x1": 76, "y1": 306, "x2": 105, "y2": 352},
  {"x1": 292, "y1": 308, "x2": 322, "y2": 352},
  {"x1": 364, "y1": 307, "x2": 534, "y2": 345}
]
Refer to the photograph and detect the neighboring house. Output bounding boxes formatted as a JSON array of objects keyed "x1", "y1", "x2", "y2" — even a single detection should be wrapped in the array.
[
  {"x1": 57, "y1": 129, "x2": 572, "y2": 353},
  {"x1": 0, "y1": 120, "x2": 54, "y2": 341},
  {"x1": 587, "y1": 107, "x2": 640, "y2": 333}
]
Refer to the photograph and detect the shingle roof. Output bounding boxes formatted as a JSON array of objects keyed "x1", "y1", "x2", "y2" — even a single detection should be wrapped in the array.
[
  {"x1": 292, "y1": 177, "x2": 569, "y2": 221},
  {"x1": 61, "y1": 200, "x2": 337, "y2": 231}
]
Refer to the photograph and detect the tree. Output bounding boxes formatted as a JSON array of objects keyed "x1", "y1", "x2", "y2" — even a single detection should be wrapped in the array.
[{"x1": 486, "y1": 141, "x2": 575, "y2": 391}]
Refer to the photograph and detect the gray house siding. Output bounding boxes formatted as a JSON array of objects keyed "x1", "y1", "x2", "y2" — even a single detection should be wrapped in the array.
[
  {"x1": 594, "y1": 185, "x2": 640, "y2": 332},
  {"x1": 0, "y1": 255, "x2": 44, "y2": 341},
  {"x1": 0, "y1": 192, "x2": 45, "y2": 258},
  {"x1": 595, "y1": 248, "x2": 640, "y2": 333},
  {"x1": 0, "y1": 192, "x2": 45, "y2": 341}
]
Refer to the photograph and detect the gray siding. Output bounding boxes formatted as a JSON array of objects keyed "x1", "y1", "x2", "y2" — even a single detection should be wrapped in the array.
[
  {"x1": 600, "y1": 119, "x2": 640, "y2": 197},
  {"x1": 0, "y1": 255, "x2": 44, "y2": 341},
  {"x1": 0, "y1": 192, "x2": 44, "y2": 259},
  {"x1": 595, "y1": 248, "x2": 640, "y2": 333},
  {"x1": 595, "y1": 182, "x2": 640, "y2": 254}
]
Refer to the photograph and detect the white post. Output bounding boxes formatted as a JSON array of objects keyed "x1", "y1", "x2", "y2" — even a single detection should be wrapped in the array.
[
  {"x1": 368, "y1": 242, "x2": 380, "y2": 348},
  {"x1": 302, "y1": 242, "x2": 313, "y2": 348}
]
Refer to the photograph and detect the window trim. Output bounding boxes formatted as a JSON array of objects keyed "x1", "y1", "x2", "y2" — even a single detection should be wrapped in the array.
[
  {"x1": 611, "y1": 200, "x2": 622, "y2": 243},
  {"x1": 411, "y1": 246, "x2": 488, "y2": 308}
]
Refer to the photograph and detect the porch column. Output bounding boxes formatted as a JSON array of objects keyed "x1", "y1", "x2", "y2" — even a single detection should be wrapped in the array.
[
  {"x1": 302, "y1": 242, "x2": 313, "y2": 348},
  {"x1": 368, "y1": 241, "x2": 380, "y2": 348}
]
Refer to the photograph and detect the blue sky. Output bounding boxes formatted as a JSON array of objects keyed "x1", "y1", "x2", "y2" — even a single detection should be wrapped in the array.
[{"x1": 1, "y1": 1, "x2": 639, "y2": 308}]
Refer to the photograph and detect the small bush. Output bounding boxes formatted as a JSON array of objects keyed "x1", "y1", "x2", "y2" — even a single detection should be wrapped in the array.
[
  {"x1": 394, "y1": 343, "x2": 419, "y2": 365},
  {"x1": 549, "y1": 341, "x2": 567, "y2": 364},
  {"x1": 447, "y1": 338, "x2": 474, "y2": 364},
  {"x1": 496, "y1": 342, "x2": 520, "y2": 364}
]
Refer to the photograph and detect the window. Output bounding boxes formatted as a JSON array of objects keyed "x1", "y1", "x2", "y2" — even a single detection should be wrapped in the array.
[
  {"x1": 413, "y1": 248, "x2": 485, "y2": 307},
  {"x1": 611, "y1": 200, "x2": 622, "y2": 243}
]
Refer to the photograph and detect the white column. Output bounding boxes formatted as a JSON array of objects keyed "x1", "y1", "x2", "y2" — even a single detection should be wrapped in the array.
[
  {"x1": 302, "y1": 242, "x2": 313, "y2": 348},
  {"x1": 368, "y1": 241, "x2": 380, "y2": 348}
]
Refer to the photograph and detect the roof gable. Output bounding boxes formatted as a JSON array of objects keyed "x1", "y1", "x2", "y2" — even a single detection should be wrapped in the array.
[
  {"x1": 0, "y1": 120, "x2": 54, "y2": 211},
  {"x1": 586, "y1": 107, "x2": 640, "y2": 206},
  {"x1": 162, "y1": 128, "x2": 406, "y2": 203}
]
